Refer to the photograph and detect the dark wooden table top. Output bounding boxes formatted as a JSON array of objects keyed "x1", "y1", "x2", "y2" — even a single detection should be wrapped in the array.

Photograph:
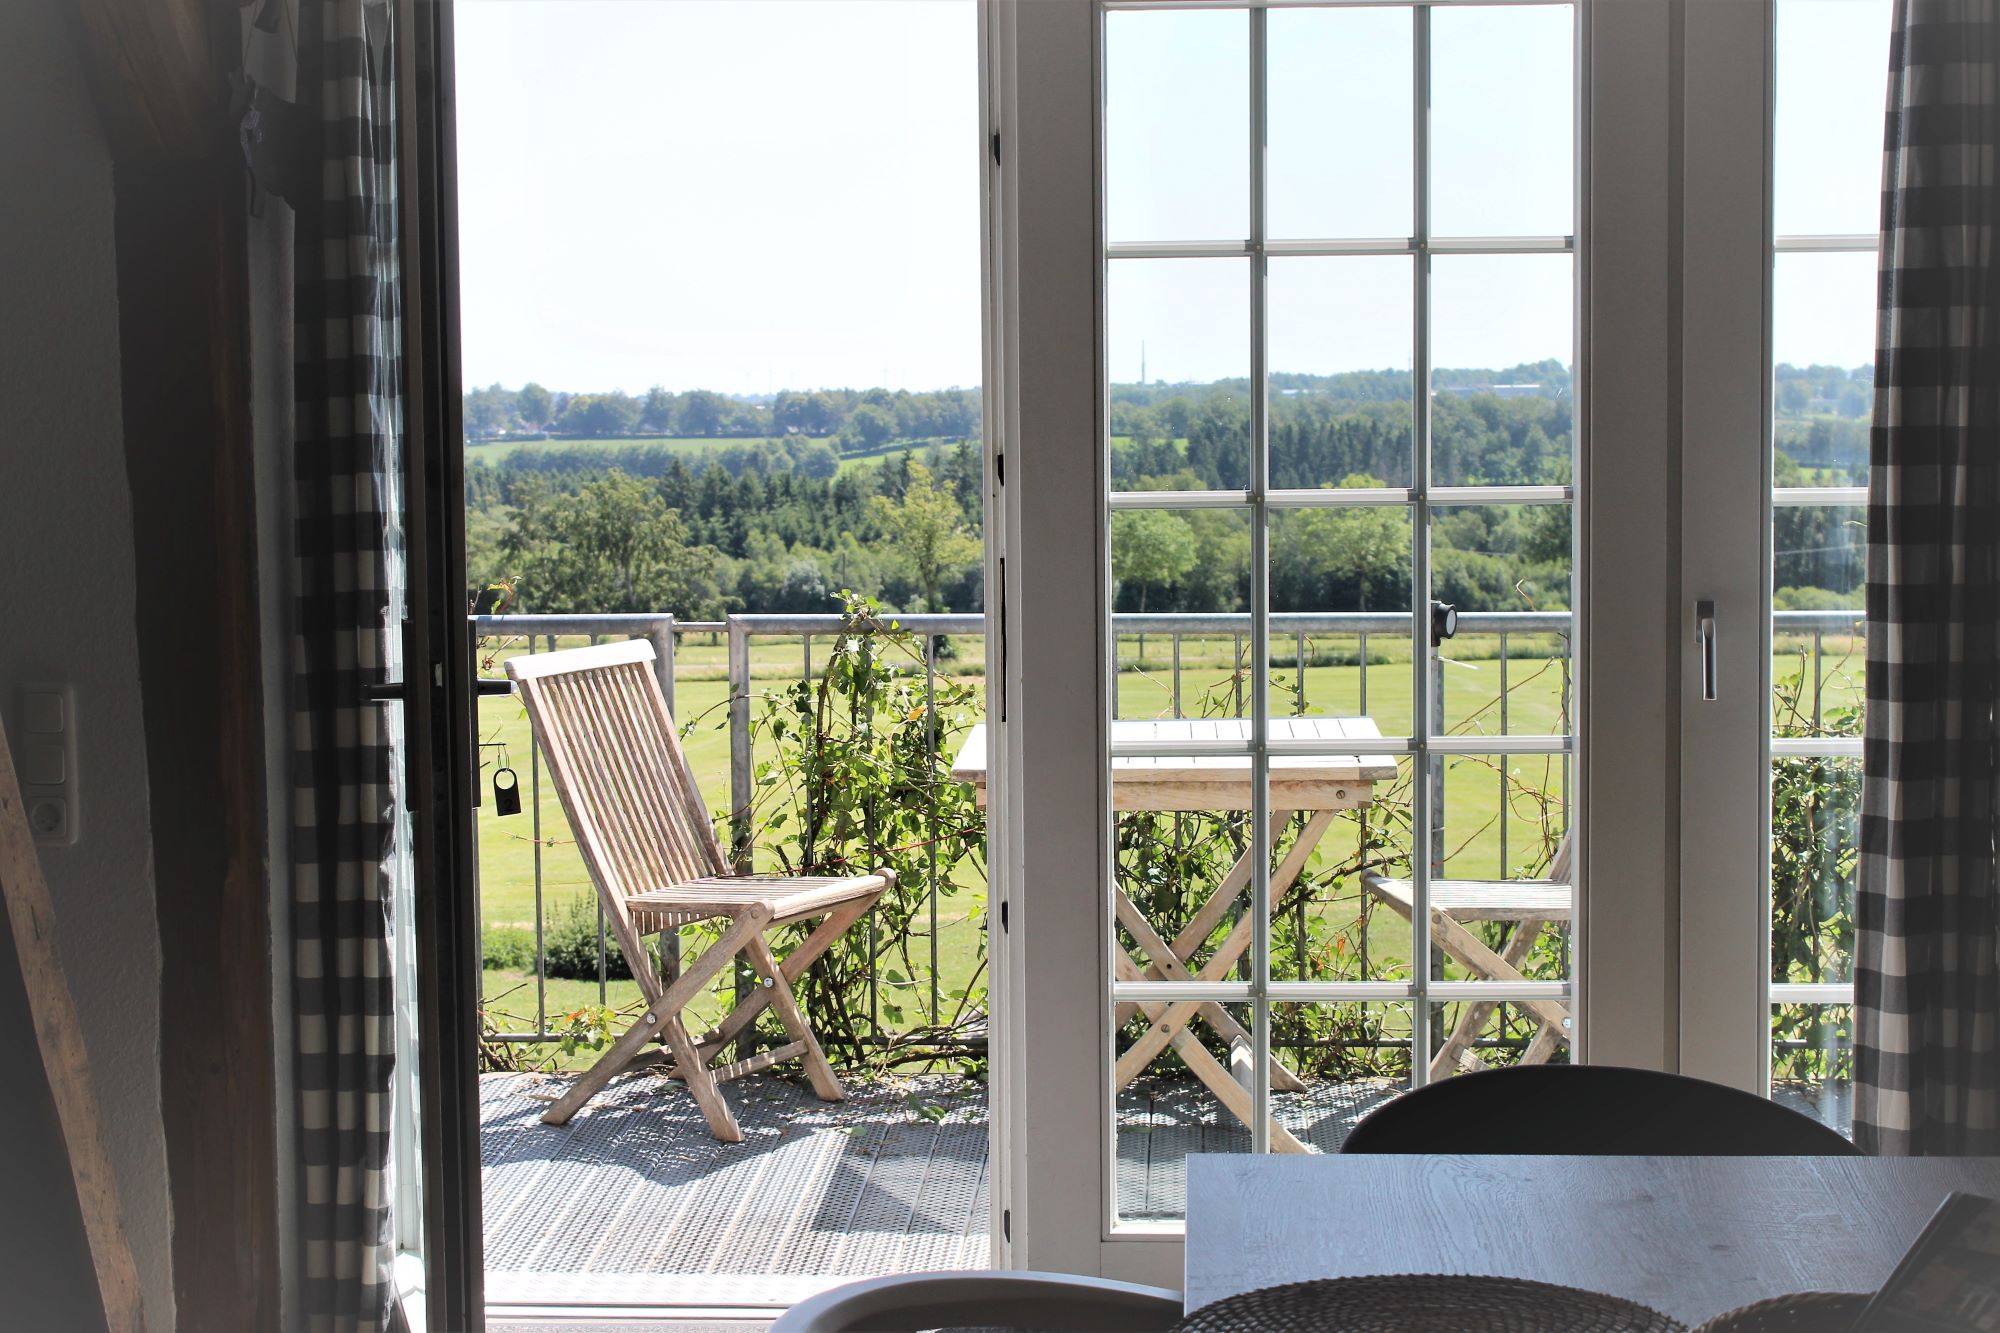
[{"x1": 1185, "y1": 1152, "x2": 2000, "y2": 1325}]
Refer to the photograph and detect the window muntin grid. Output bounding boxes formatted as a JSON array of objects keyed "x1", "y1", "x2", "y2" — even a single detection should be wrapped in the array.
[{"x1": 1102, "y1": 0, "x2": 1579, "y2": 1214}]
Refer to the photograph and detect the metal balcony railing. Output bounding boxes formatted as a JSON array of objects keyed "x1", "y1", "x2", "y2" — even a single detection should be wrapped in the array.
[{"x1": 469, "y1": 607, "x2": 1862, "y2": 1047}]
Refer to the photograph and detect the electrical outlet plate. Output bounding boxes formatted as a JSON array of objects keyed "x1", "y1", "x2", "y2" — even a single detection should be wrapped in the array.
[{"x1": 15, "y1": 684, "x2": 77, "y2": 846}]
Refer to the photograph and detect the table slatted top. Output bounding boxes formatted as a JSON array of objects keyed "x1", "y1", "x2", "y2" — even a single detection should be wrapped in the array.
[{"x1": 950, "y1": 718, "x2": 1399, "y2": 812}]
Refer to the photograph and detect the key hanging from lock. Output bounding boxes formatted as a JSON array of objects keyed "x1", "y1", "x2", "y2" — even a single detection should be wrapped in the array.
[{"x1": 493, "y1": 758, "x2": 522, "y2": 816}]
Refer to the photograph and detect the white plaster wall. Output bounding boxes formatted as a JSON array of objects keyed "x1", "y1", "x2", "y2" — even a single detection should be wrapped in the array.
[{"x1": 0, "y1": 2, "x2": 175, "y2": 1329}]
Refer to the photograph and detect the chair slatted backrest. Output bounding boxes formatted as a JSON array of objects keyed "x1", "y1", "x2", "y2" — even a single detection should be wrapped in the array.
[{"x1": 507, "y1": 640, "x2": 726, "y2": 910}]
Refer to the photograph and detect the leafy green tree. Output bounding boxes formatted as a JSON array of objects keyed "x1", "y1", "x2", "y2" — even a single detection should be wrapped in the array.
[
  {"x1": 848, "y1": 404, "x2": 896, "y2": 452},
  {"x1": 1112, "y1": 509, "x2": 1197, "y2": 615},
  {"x1": 517, "y1": 382, "x2": 553, "y2": 431},
  {"x1": 1272, "y1": 475, "x2": 1407, "y2": 612},
  {"x1": 502, "y1": 471, "x2": 719, "y2": 616},
  {"x1": 867, "y1": 461, "x2": 980, "y2": 612}
]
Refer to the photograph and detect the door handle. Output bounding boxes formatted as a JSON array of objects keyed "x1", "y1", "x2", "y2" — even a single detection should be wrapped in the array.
[{"x1": 1695, "y1": 600, "x2": 1717, "y2": 701}]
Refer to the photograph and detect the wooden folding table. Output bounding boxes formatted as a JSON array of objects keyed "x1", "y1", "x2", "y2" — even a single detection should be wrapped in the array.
[{"x1": 951, "y1": 717, "x2": 1397, "y2": 1152}]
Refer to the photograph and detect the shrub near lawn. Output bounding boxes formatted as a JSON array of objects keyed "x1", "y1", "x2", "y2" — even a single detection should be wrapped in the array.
[{"x1": 539, "y1": 894, "x2": 662, "y2": 981}]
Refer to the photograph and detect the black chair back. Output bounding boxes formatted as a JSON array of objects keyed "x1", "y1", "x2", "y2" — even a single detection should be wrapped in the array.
[{"x1": 1341, "y1": 1064, "x2": 1859, "y2": 1156}]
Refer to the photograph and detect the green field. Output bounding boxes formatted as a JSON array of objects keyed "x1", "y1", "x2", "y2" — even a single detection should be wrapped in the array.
[
  {"x1": 463, "y1": 433, "x2": 958, "y2": 474},
  {"x1": 474, "y1": 628, "x2": 1863, "y2": 1058}
]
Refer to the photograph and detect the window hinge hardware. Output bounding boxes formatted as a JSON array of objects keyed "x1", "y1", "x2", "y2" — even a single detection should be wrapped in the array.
[
  {"x1": 991, "y1": 129, "x2": 1001, "y2": 165},
  {"x1": 996, "y1": 451, "x2": 1005, "y2": 486},
  {"x1": 1002, "y1": 1208, "x2": 1011, "y2": 1242},
  {"x1": 1000, "y1": 900, "x2": 1009, "y2": 933}
]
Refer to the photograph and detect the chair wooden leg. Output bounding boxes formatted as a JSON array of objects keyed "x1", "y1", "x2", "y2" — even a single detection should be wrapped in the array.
[
  {"x1": 1429, "y1": 916, "x2": 1551, "y2": 1079},
  {"x1": 687, "y1": 897, "x2": 875, "y2": 1063},
  {"x1": 744, "y1": 934, "x2": 845, "y2": 1102},
  {"x1": 541, "y1": 904, "x2": 772, "y2": 1127},
  {"x1": 663, "y1": 1012, "x2": 742, "y2": 1142}
]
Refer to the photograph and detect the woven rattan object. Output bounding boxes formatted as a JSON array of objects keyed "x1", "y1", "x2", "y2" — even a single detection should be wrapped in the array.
[
  {"x1": 1691, "y1": 1291, "x2": 1871, "y2": 1332},
  {"x1": 1173, "y1": 1275, "x2": 1686, "y2": 1332}
]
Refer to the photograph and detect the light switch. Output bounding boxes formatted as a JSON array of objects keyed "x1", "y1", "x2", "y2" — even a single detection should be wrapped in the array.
[
  {"x1": 20, "y1": 740, "x2": 63, "y2": 786},
  {"x1": 14, "y1": 685, "x2": 76, "y2": 846},
  {"x1": 22, "y1": 692, "x2": 63, "y2": 733}
]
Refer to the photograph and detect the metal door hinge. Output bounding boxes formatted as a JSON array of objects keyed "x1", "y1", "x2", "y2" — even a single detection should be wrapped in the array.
[
  {"x1": 1000, "y1": 900, "x2": 1009, "y2": 933},
  {"x1": 1002, "y1": 1208, "x2": 1011, "y2": 1242},
  {"x1": 991, "y1": 129, "x2": 1001, "y2": 165}
]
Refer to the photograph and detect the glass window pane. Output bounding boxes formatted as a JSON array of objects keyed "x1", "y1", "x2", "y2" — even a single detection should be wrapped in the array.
[
  {"x1": 1772, "y1": 507, "x2": 1864, "y2": 737},
  {"x1": 1430, "y1": 4, "x2": 1575, "y2": 238},
  {"x1": 1105, "y1": 9, "x2": 1249, "y2": 243},
  {"x1": 1433, "y1": 748, "x2": 1571, "y2": 887},
  {"x1": 1112, "y1": 507, "x2": 1251, "y2": 718},
  {"x1": 1771, "y1": 755, "x2": 1860, "y2": 986},
  {"x1": 1271, "y1": 1003, "x2": 1413, "y2": 1147},
  {"x1": 1267, "y1": 7, "x2": 1414, "y2": 240},
  {"x1": 1268, "y1": 256, "x2": 1415, "y2": 489},
  {"x1": 1109, "y1": 258, "x2": 1251, "y2": 492},
  {"x1": 1772, "y1": 1003, "x2": 1854, "y2": 1139},
  {"x1": 1268, "y1": 506, "x2": 1415, "y2": 732},
  {"x1": 1773, "y1": 250, "x2": 1878, "y2": 390},
  {"x1": 1431, "y1": 502, "x2": 1572, "y2": 737},
  {"x1": 1429, "y1": 254, "x2": 1575, "y2": 487},
  {"x1": 1262, "y1": 757, "x2": 1415, "y2": 986},
  {"x1": 1115, "y1": 1000, "x2": 1239, "y2": 1223},
  {"x1": 1774, "y1": 0, "x2": 1895, "y2": 237},
  {"x1": 1431, "y1": 994, "x2": 1571, "y2": 1078}
]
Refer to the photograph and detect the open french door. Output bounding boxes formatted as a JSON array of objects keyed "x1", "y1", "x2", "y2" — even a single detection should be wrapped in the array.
[
  {"x1": 990, "y1": 0, "x2": 1688, "y2": 1282},
  {"x1": 395, "y1": 0, "x2": 487, "y2": 1326}
]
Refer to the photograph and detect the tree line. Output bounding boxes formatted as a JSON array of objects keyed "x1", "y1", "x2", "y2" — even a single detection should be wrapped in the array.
[
  {"x1": 463, "y1": 380, "x2": 979, "y2": 452},
  {"x1": 466, "y1": 363, "x2": 1862, "y2": 623}
]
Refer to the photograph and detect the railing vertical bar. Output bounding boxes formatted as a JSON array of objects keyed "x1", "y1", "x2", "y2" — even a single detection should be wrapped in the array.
[
  {"x1": 1499, "y1": 631, "x2": 1509, "y2": 875},
  {"x1": 1172, "y1": 632, "x2": 1183, "y2": 718},
  {"x1": 653, "y1": 618, "x2": 681, "y2": 984},
  {"x1": 1358, "y1": 628, "x2": 1368, "y2": 715},
  {"x1": 925, "y1": 635, "x2": 941, "y2": 1022},
  {"x1": 1234, "y1": 632, "x2": 1244, "y2": 714},
  {"x1": 728, "y1": 619, "x2": 754, "y2": 1057},
  {"x1": 1112, "y1": 632, "x2": 1121, "y2": 720},
  {"x1": 1296, "y1": 628, "x2": 1307, "y2": 708},
  {"x1": 651, "y1": 620, "x2": 676, "y2": 723},
  {"x1": 533, "y1": 738, "x2": 546, "y2": 1032},
  {"x1": 1811, "y1": 628, "x2": 1823, "y2": 734}
]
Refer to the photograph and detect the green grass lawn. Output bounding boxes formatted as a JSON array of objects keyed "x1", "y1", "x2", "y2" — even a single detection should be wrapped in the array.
[{"x1": 475, "y1": 630, "x2": 1862, "y2": 1054}]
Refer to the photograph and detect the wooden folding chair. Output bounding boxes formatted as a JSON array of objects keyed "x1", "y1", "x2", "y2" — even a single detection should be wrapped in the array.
[
  {"x1": 1361, "y1": 835, "x2": 1573, "y2": 1079},
  {"x1": 507, "y1": 639, "x2": 891, "y2": 1141}
]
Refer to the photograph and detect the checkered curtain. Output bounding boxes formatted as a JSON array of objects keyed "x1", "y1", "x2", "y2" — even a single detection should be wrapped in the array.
[
  {"x1": 1855, "y1": 0, "x2": 2000, "y2": 1157},
  {"x1": 292, "y1": 0, "x2": 403, "y2": 1327}
]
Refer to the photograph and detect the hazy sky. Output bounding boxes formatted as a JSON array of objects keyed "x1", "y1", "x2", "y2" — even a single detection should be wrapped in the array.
[{"x1": 455, "y1": 0, "x2": 1890, "y2": 396}]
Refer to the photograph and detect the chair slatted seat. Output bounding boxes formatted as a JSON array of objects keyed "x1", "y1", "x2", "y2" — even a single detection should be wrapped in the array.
[
  {"x1": 1361, "y1": 836, "x2": 1573, "y2": 1079},
  {"x1": 506, "y1": 638, "x2": 890, "y2": 1142}
]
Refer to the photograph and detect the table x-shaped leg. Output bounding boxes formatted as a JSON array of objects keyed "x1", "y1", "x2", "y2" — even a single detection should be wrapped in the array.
[{"x1": 1114, "y1": 809, "x2": 1341, "y2": 1116}]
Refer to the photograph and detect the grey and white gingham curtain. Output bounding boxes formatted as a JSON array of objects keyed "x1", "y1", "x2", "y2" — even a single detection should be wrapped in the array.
[
  {"x1": 292, "y1": 0, "x2": 403, "y2": 1326},
  {"x1": 1855, "y1": 0, "x2": 2000, "y2": 1157}
]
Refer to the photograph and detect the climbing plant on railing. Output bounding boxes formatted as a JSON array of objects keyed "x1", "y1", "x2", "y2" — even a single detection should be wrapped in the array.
[
  {"x1": 1770, "y1": 639, "x2": 1862, "y2": 1085},
  {"x1": 735, "y1": 592, "x2": 989, "y2": 1070}
]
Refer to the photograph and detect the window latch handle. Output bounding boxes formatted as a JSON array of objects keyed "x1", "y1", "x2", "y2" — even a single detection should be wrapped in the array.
[{"x1": 1695, "y1": 600, "x2": 1718, "y2": 701}]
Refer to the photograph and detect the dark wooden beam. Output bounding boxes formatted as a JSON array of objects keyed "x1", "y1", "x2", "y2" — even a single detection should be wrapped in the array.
[
  {"x1": 112, "y1": 144, "x2": 279, "y2": 1333},
  {"x1": 66, "y1": 0, "x2": 225, "y2": 161}
]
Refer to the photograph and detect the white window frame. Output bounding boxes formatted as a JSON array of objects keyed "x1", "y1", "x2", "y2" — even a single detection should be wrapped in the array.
[
  {"x1": 990, "y1": 0, "x2": 1688, "y2": 1280},
  {"x1": 1681, "y1": 0, "x2": 1875, "y2": 1095}
]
